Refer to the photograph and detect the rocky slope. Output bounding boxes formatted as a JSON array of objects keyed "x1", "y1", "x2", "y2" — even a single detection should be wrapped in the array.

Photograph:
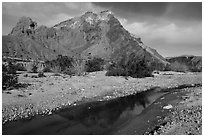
[
  {"x1": 166, "y1": 55, "x2": 202, "y2": 72},
  {"x1": 2, "y1": 10, "x2": 168, "y2": 68}
]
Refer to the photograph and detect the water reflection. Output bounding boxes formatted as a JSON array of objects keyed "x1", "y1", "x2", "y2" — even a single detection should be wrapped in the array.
[
  {"x1": 54, "y1": 89, "x2": 161, "y2": 134},
  {"x1": 3, "y1": 88, "x2": 164, "y2": 135}
]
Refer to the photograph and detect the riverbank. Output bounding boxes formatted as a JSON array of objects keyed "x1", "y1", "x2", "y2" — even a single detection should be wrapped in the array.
[
  {"x1": 2, "y1": 71, "x2": 202, "y2": 126},
  {"x1": 148, "y1": 86, "x2": 202, "y2": 135}
]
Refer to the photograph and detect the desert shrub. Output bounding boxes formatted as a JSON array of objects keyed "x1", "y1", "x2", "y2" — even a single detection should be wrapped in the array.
[
  {"x1": 38, "y1": 72, "x2": 46, "y2": 77},
  {"x1": 2, "y1": 62, "x2": 18, "y2": 90},
  {"x1": 42, "y1": 66, "x2": 52, "y2": 72},
  {"x1": 31, "y1": 61, "x2": 38, "y2": 73},
  {"x1": 106, "y1": 53, "x2": 153, "y2": 78},
  {"x1": 51, "y1": 66, "x2": 62, "y2": 74},
  {"x1": 106, "y1": 66, "x2": 126, "y2": 76},
  {"x1": 45, "y1": 55, "x2": 105, "y2": 76},
  {"x1": 2, "y1": 64, "x2": 8, "y2": 72},
  {"x1": 164, "y1": 64, "x2": 171, "y2": 71},
  {"x1": 45, "y1": 55, "x2": 73, "y2": 73},
  {"x1": 52, "y1": 73, "x2": 61, "y2": 76},
  {"x1": 191, "y1": 67, "x2": 202, "y2": 72},
  {"x1": 2, "y1": 73, "x2": 18, "y2": 90},
  {"x1": 85, "y1": 57, "x2": 105, "y2": 72},
  {"x1": 31, "y1": 75, "x2": 38, "y2": 78},
  {"x1": 7, "y1": 62, "x2": 17, "y2": 74},
  {"x1": 15, "y1": 63, "x2": 27, "y2": 71},
  {"x1": 57, "y1": 56, "x2": 73, "y2": 71},
  {"x1": 27, "y1": 61, "x2": 39, "y2": 73},
  {"x1": 63, "y1": 67, "x2": 75, "y2": 76},
  {"x1": 73, "y1": 59, "x2": 86, "y2": 76},
  {"x1": 63, "y1": 58, "x2": 86, "y2": 76}
]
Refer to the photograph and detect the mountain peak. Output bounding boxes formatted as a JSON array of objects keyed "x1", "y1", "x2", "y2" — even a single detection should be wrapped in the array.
[
  {"x1": 82, "y1": 10, "x2": 114, "y2": 21},
  {"x1": 10, "y1": 16, "x2": 37, "y2": 36},
  {"x1": 100, "y1": 10, "x2": 113, "y2": 15},
  {"x1": 3, "y1": 10, "x2": 168, "y2": 69}
]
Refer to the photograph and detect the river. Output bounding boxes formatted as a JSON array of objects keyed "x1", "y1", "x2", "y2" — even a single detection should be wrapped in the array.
[{"x1": 2, "y1": 84, "x2": 201, "y2": 135}]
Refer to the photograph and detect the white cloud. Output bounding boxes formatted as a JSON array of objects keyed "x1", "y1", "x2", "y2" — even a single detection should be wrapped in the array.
[
  {"x1": 122, "y1": 19, "x2": 201, "y2": 44},
  {"x1": 2, "y1": 2, "x2": 106, "y2": 33},
  {"x1": 119, "y1": 17, "x2": 201, "y2": 56},
  {"x1": 2, "y1": 2, "x2": 201, "y2": 57}
]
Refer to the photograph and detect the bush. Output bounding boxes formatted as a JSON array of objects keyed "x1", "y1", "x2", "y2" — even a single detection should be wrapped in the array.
[
  {"x1": 7, "y1": 62, "x2": 17, "y2": 74},
  {"x1": 2, "y1": 62, "x2": 18, "y2": 90},
  {"x1": 63, "y1": 59, "x2": 86, "y2": 76},
  {"x1": 45, "y1": 55, "x2": 104, "y2": 76},
  {"x1": 38, "y1": 72, "x2": 46, "y2": 77},
  {"x1": 106, "y1": 53, "x2": 153, "y2": 78},
  {"x1": 85, "y1": 57, "x2": 104, "y2": 72},
  {"x1": 51, "y1": 66, "x2": 62, "y2": 74},
  {"x1": 45, "y1": 55, "x2": 74, "y2": 74},
  {"x1": 31, "y1": 61, "x2": 38, "y2": 73},
  {"x1": 28, "y1": 61, "x2": 38, "y2": 73},
  {"x1": 15, "y1": 63, "x2": 27, "y2": 71},
  {"x1": 2, "y1": 73, "x2": 18, "y2": 90},
  {"x1": 105, "y1": 66, "x2": 126, "y2": 76},
  {"x1": 45, "y1": 55, "x2": 73, "y2": 72},
  {"x1": 2, "y1": 64, "x2": 8, "y2": 72},
  {"x1": 42, "y1": 66, "x2": 52, "y2": 72}
]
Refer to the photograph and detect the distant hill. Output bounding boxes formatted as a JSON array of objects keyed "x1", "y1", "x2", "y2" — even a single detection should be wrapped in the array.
[
  {"x1": 2, "y1": 10, "x2": 169, "y2": 70},
  {"x1": 166, "y1": 55, "x2": 202, "y2": 72}
]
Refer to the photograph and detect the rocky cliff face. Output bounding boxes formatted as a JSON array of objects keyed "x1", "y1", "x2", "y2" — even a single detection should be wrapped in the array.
[{"x1": 2, "y1": 10, "x2": 168, "y2": 68}]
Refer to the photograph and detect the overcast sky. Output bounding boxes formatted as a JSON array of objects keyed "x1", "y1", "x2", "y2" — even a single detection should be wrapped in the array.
[{"x1": 2, "y1": 2, "x2": 202, "y2": 57}]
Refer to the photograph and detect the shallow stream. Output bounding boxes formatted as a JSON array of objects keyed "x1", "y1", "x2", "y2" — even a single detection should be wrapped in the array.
[{"x1": 2, "y1": 84, "x2": 201, "y2": 135}]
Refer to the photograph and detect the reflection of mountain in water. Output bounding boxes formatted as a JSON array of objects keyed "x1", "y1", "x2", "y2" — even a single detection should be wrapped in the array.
[
  {"x1": 56, "y1": 90, "x2": 158, "y2": 134},
  {"x1": 3, "y1": 88, "x2": 165, "y2": 135}
]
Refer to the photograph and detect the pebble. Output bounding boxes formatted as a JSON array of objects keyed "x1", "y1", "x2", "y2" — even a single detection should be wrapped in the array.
[
  {"x1": 163, "y1": 104, "x2": 173, "y2": 109},
  {"x1": 160, "y1": 97, "x2": 165, "y2": 100},
  {"x1": 48, "y1": 111, "x2": 52, "y2": 115}
]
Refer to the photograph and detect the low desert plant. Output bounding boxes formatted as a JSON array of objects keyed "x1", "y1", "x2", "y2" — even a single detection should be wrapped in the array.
[
  {"x1": 85, "y1": 57, "x2": 105, "y2": 72},
  {"x1": 15, "y1": 63, "x2": 27, "y2": 71},
  {"x1": 45, "y1": 55, "x2": 73, "y2": 72},
  {"x1": 6, "y1": 62, "x2": 17, "y2": 74},
  {"x1": 38, "y1": 72, "x2": 46, "y2": 77},
  {"x1": 106, "y1": 52, "x2": 153, "y2": 78},
  {"x1": 2, "y1": 62, "x2": 18, "y2": 90},
  {"x1": 2, "y1": 72, "x2": 18, "y2": 90},
  {"x1": 64, "y1": 58, "x2": 86, "y2": 76},
  {"x1": 31, "y1": 61, "x2": 38, "y2": 73},
  {"x1": 2, "y1": 64, "x2": 8, "y2": 72},
  {"x1": 42, "y1": 66, "x2": 52, "y2": 72},
  {"x1": 27, "y1": 61, "x2": 39, "y2": 73},
  {"x1": 52, "y1": 73, "x2": 61, "y2": 76},
  {"x1": 51, "y1": 66, "x2": 62, "y2": 74}
]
